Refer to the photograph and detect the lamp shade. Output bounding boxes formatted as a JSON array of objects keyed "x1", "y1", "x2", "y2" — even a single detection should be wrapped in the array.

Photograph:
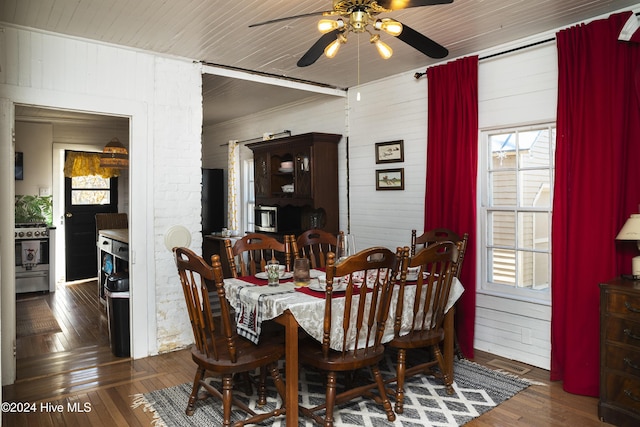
[
  {"x1": 100, "y1": 137, "x2": 129, "y2": 169},
  {"x1": 616, "y1": 214, "x2": 640, "y2": 240}
]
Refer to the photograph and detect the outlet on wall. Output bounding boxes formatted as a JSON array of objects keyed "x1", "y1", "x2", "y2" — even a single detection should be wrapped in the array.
[{"x1": 39, "y1": 187, "x2": 51, "y2": 197}]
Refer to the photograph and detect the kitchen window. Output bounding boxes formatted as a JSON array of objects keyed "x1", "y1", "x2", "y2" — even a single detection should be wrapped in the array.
[{"x1": 479, "y1": 123, "x2": 556, "y2": 303}]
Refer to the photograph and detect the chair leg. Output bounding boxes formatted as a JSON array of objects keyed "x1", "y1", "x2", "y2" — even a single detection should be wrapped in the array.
[
  {"x1": 235, "y1": 372, "x2": 253, "y2": 396},
  {"x1": 372, "y1": 365, "x2": 396, "y2": 422},
  {"x1": 324, "y1": 372, "x2": 337, "y2": 427},
  {"x1": 267, "y1": 363, "x2": 287, "y2": 404},
  {"x1": 454, "y1": 332, "x2": 465, "y2": 360},
  {"x1": 433, "y1": 345, "x2": 454, "y2": 395},
  {"x1": 394, "y1": 348, "x2": 407, "y2": 414},
  {"x1": 257, "y1": 367, "x2": 267, "y2": 406},
  {"x1": 186, "y1": 367, "x2": 206, "y2": 416},
  {"x1": 221, "y1": 374, "x2": 234, "y2": 427}
]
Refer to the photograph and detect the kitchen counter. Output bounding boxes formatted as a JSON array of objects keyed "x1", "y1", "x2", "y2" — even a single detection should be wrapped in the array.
[{"x1": 99, "y1": 228, "x2": 128, "y2": 244}]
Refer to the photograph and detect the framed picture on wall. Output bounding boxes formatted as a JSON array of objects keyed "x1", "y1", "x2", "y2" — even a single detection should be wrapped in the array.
[
  {"x1": 15, "y1": 152, "x2": 23, "y2": 180},
  {"x1": 375, "y1": 140, "x2": 404, "y2": 164},
  {"x1": 376, "y1": 168, "x2": 404, "y2": 190}
]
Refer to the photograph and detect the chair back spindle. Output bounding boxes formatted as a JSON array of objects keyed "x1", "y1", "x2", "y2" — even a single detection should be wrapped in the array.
[
  {"x1": 323, "y1": 246, "x2": 407, "y2": 357},
  {"x1": 292, "y1": 229, "x2": 337, "y2": 268},
  {"x1": 224, "y1": 233, "x2": 291, "y2": 277},
  {"x1": 411, "y1": 228, "x2": 468, "y2": 278}
]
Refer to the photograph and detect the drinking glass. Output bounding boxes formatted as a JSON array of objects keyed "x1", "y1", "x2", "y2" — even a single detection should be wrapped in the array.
[
  {"x1": 266, "y1": 260, "x2": 280, "y2": 286},
  {"x1": 293, "y1": 258, "x2": 311, "y2": 287},
  {"x1": 336, "y1": 233, "x2": 356, "y2": 263}
]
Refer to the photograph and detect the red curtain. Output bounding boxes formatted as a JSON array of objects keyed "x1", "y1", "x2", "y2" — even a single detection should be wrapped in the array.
[
  {"x1": 551, "y1": 11, "x2": 640, "y2": 396},
  {"x1": 425, "y1": 55, "x2": 478, "y2": 358}
]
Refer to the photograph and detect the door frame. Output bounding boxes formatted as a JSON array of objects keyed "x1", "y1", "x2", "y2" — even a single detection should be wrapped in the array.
[
  {"x1": 1, "y1": 99, "x2": 17, "y2": 385},
  {"x1": 2, "y1": 98, "x2": 154, "y2": 386}
]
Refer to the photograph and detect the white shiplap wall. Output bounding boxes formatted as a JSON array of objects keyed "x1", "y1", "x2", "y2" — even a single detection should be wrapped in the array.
[
  {"x1": 0, "y1": 26, "x2": 203, "y2": 377},
  {"x1": 345, "y1": 73, "x2": 429, "y2": 250}
]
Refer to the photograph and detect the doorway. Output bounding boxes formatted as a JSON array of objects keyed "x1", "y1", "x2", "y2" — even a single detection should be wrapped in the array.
[{"x1": 13, "y1": 106, "x2": 131, "y2": 381}]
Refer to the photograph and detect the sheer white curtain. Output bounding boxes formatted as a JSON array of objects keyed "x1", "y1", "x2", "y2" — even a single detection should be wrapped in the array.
[{"x1": 227, "y1": 140, "x2": 240, "y2": 232}]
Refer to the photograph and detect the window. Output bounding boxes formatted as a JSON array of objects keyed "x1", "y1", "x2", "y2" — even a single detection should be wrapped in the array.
[
  {"x1": 70, "y1": 175, "x2": 113, "y2": 205},
  {"x1": 480, "y1": 123, "x2": 556, "y2": 303},
  {"x1": 243, "y1": 160, "x2": 255, "y2": 232}
]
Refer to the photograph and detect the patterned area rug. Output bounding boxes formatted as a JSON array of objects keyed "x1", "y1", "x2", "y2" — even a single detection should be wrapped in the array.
[
  {"x1": 132, "y1": 353, "x2": 533, "y2": 426},
  {"x1": 16, "y1": 298, "x2": 62, "y2": 338}
]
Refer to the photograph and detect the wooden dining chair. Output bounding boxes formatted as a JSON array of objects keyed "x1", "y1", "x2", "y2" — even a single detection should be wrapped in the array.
[
  {"x1": 291, "y1": 228, "x2": 337, "y2": 268},
  {"x1": 411, "y1": 228, "x2": 468, "y2": 278},
  {"x1": 298, "y1": 246, "x2": 409, "y2": 427},
  {"x1": 224, "y1": 233, "x2": 292, "y2": 278},
  {"x1": 411, "y1": 228, "x2": 469, "y2": 360},
  {"x1": 173, "y1": 248, "x2": 287, "y2": 426},
  {"x1": 387, "y1": 241, "x2": 459, "y2": 414}
]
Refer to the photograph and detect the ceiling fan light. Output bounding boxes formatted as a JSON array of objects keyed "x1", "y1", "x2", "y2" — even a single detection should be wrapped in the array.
[
  {"x1": 370, "y1": 34, "x2": 393, "y2": 59},
  {"x1": 318, "y1": 18, "x2": 344, "y2": 34},
  {"x1": 374, "y1": 18, "x2": 403, "y2": 37},
  {"x1": 324, "y1": 33, "x2": 347, "y2": 58}
]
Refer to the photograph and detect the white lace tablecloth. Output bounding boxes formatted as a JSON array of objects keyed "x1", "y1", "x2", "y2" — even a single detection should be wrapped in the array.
[{"x1": 224, "y1": 270, "x2": 464, "y2": 351}]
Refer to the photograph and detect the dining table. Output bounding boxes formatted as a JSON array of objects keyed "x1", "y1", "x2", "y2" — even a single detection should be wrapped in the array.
[{"x1": 223, "y1": 268, "x2": 464, "y2": 426}]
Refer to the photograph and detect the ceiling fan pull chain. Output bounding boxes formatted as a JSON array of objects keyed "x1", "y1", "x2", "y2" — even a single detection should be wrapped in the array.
[{"x1": 357, "y1": 32, "x2": 361, "y2": 101}]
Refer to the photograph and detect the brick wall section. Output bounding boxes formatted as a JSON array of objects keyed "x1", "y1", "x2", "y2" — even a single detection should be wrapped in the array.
[{"x1": 152, "y1": 58, "x2": 203, "y2": 352}]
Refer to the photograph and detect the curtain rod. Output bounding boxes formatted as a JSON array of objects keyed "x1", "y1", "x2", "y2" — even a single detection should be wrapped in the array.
[
  {"x1": 414, "y1": 37, "x2": 556, "y2": 80},
  {"x1": 219, "y1": 130, "x2": 292, "y2": 147},
  {"x1": 414, "y1": 11, "x2": 640, "y2": 79}
]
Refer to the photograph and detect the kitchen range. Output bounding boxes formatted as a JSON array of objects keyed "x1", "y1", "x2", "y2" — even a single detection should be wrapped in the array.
[{"x1": 14, "y1": 222, "x2": 55, "y2": 293}]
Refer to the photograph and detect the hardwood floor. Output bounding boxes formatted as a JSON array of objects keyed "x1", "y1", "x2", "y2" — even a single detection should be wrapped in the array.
[{"x1": 3, "y1": 282, "x2": 612, "y2": 426}]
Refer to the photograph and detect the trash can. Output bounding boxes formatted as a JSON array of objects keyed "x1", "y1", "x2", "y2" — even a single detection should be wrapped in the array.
[{"x1": 105, "y1": 272, "x2": 130, "y2": 357}]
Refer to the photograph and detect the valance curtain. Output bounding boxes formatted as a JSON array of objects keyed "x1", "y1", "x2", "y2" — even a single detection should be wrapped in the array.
[
  {"x1": 63, "y1": 152, "x2": 120, "y2": 178},
  {"x1": 551, "y1": 11, "x2": 640, "y2": 396},
  {"x1": 425, "y1": 55, "x2": 479, "y2": 358}
]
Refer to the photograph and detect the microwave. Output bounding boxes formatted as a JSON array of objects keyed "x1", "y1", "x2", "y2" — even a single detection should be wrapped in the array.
[{"x1": 255, "y1": 205, "x2": 278, "y2": 232}]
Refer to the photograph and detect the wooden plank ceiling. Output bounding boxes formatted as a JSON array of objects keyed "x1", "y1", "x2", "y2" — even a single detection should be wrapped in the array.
[{"x1": 3, "y1": 0, "x2": 639, "y2": 126}]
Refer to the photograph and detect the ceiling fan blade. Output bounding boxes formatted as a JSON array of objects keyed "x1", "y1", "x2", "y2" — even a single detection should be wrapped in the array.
[
  {"x1": 377, "y1": 0, "x2": 453, "y2": 10},
  {"x1": 395, "y1": 23, "x2": 448, "y2": 58},
  {"x1": 249, "y1": 10, "x2": 334, "y2": 28},
  {"x1": 297, "y1": 29, "x2": 341, "y2": 67}
]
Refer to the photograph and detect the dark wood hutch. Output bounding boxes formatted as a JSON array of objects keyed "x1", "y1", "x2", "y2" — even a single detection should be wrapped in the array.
[{"x1": 247, "y1": 132, "x2": 342, "y2": 236}]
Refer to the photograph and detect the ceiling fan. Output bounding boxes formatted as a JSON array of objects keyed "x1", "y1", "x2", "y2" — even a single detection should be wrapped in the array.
[{"x1": 250, "y1": 0, "x2": 453, "y2": 67}]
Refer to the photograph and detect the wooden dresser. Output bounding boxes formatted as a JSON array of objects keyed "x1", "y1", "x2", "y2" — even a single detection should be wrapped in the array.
[{"x1": 599, "y1": 277, "x2": 640, "y2": 426}]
